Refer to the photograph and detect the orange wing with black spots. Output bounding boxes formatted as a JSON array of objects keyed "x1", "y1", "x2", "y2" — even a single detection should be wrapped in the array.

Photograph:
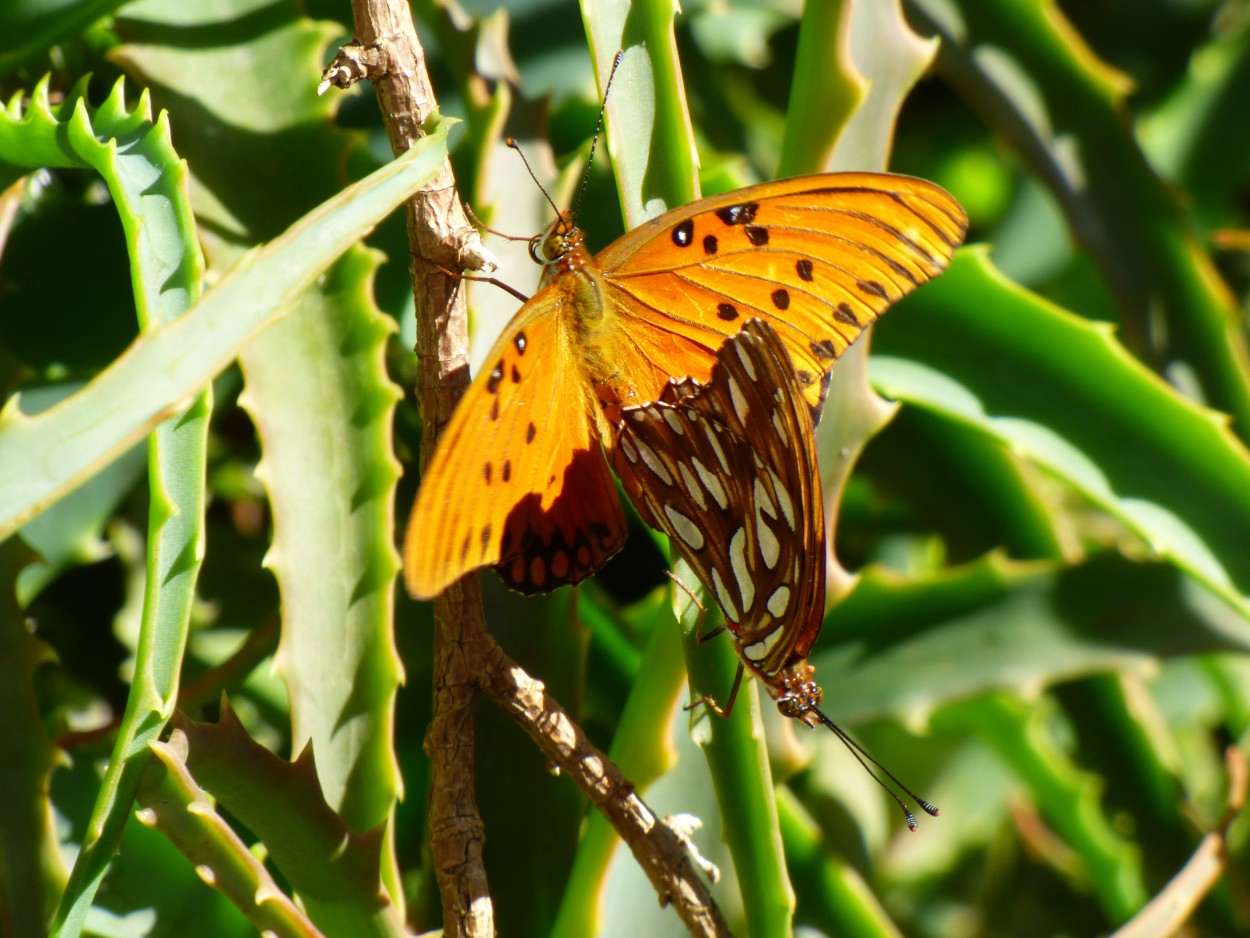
[
  {"x1": 404, "y1": 305, "x2": 624, "y2": 597},
  {"x1": 403, "y1": 173, "x2": 966, "y2": 600},
  {"x1": 595, "y1": 174, "x2": 967, "y2": 423}
]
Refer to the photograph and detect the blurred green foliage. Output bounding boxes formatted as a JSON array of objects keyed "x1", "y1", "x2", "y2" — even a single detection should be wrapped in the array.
[{"x1": 3, "y1": 1, "x2": 1250, "y2": 937}]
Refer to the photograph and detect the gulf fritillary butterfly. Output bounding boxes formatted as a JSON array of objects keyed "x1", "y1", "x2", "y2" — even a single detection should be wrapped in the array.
[
  {"x1": 403, "y1": 174, "x2": 967, "y2": 599},
  {"x1": 614, "y1": 319, "x2": 938, "y2": 829},
  {"x1": 613, "y1": 318, "x2": 826, "y2": 723}
]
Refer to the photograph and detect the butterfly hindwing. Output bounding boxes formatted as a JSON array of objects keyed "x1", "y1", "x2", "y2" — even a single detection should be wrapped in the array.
[
  {"x1": 404, "y1": 305, "x2": 625, "y2": 598},
  {"x1": 613, "y1": 320, "x2": 826, "y2": 677}
]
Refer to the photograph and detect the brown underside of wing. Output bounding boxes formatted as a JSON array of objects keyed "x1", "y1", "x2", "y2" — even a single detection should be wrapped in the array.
[{"x1": 613, "y1": 320, "x2": 827, "y2": 678}]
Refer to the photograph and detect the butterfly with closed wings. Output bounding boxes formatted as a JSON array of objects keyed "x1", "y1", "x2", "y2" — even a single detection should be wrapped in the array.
[
  {"x1": 613, "y1": 319, "x2": 938, "y2": 830},
  {"x1": 403, "y1": 175, "x2": 967, "y2": 599}
]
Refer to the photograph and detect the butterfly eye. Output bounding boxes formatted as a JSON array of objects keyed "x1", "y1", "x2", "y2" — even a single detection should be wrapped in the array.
[{"x1": 531, "y1": 227, "x2": 571, "y2": 265}]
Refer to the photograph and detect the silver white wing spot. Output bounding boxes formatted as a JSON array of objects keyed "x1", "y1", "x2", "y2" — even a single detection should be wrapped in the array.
[
  {"x1": 664, "y1": 504, "x2": 705, "y2": 551},
  {"x1": 677, "y1": 462, "x2": 708, "y2": 511},
  {"x1": 743, "y1": 626, "x2": 785, "y2": 662},
  {"x1": 735, "y1": 340, "x2": 758, "y2": 381},
  {"x1": 756, "y1": 507, "x2": 780, "y2": 569},
  {"x1": 727, "y1": 376, "x2": 749, "y2": 422},
  {"x1": 636, "y1": 437, "x2": 674, "y2": 486},
  {"x1": 711, "y1": 567, "x2": 739, "y2": 623},
  {"x1": 753, "y1": 476, "x2": 777, "y2": 520},
  {"x1": 618, "y1": 435, "x2": 639, "y2": 464},
  {"x1": 692, "y1": 456, "x2": 729, "y2": 509},
  {"x1": 702, "y1": 421, "x2": 730, "y2": 474},
  {"x1": 771, "y1": 409, "x2": 788, "y2": 443},
  {"x1": 729, "y1": 527, "x2": 754, "y2": 612},
  {"x1": 766, "y1": 585, "x2": 791, "y2": 618},
  {"x1": 767, "y1": 467, "x2": 795, "y2": 530}
]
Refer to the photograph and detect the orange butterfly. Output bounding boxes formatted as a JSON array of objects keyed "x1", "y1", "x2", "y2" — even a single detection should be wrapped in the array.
[
  {"x1": 403, "y1": 174, "x2": 967, "y2": 599},
  {"x1": 613, "y1": 319, "x2": 938, "y2": 829},
  {"x1": 613, "y1": 319, "x2": 826, "y2": 724}
]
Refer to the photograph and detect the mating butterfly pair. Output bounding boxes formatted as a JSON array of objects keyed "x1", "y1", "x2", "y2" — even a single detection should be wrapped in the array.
[{"x1": 403, "y1": 172, "x2": 967, "y2": 601}]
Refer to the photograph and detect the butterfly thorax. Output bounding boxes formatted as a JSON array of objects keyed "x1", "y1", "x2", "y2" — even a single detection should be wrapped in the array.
[{"x1": 532, "y1": 216, "x2": 636, "y2": 426}]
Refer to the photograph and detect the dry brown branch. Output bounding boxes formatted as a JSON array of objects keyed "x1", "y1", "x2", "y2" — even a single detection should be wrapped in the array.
[
  {"x1": 336, "y1": 4, "x2": 494, "y2": 935},
  {"x1": 1110, "y1": 747, "x2": 1247, "y2": 938},
  {"x1": 477, "y1": 640, "x2": 732, "y2": 938},
  {"x1": 327, "y1": 4, "x2": 727, "y2": 936}
]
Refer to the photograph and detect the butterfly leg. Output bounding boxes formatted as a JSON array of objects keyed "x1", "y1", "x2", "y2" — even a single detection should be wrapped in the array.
[
  {"x1": 665, "y1": 571, "x2": 724, "y2": 644},
  {"x1": 463, "y1": 202, "x2": 534, "y2": 243},
  {"x1": 668, "y1": 572, "x2": 742, "y2": 718},
  {"x1": 686, "y1": 663, "x2": 745, "y2": 720},
  {"x1": 432, "y1": 263, "x2": 532, "y2": 304}
]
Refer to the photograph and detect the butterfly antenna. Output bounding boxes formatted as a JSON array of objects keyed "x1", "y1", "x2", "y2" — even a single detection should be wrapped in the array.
[
  {"x1": 572, "y1": 50, "x2": 625, "y2": 226},
  {"x1": 506, "y1": 137, "x2": 564, "y2": 223},
  {"x1": 810, "y1": 705, "x2": 939, "y2": 832}
]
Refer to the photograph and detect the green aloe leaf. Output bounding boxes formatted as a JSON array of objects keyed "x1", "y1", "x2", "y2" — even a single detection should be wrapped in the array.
[{"x1": 872, "y1": 249, "x2": 1250, "y2": 622}]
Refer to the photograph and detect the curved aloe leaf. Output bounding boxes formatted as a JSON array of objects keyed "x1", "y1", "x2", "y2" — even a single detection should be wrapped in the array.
[
  {"x1": 0, "y1": 74, "x2": 447, "y2": 938},
  {"x1": 873, "y1": 249, "x2": 1250, "y2": 622},
  {"x1": 906, "y1": 0, "x2": 1250, "y2": 438},
  {"x1": 0, "y1": 117, "x2": 451, "y2": 539},
  {"x1": 0, "y1": 75, "x2": 209, "y2": 938}
]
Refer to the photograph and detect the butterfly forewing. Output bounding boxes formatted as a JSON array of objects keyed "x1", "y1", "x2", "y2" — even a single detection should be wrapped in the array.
[
  {"x1": 404, "y1": 307, "x2": 625, "y2": 598},
  {"x1": 613, "y1": 319, "x2": 826, "y2": 678},
  {"x1": 597, "y1": 174, "x2": 966, "y2": 418}
]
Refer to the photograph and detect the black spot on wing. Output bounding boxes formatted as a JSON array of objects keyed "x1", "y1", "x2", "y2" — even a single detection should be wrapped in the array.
[
  {"x1": 716, "y1": 202, "x2": 759, "y2": 226},
  {"x1": 858, "y1": 280, "x2": 890, "y2": 300},
  {"x1": 744, "y1": 225, "x2": 769, "y2": 246},
  {"x1": 810, "y1": 339, "x2": 836, "y2": 362},
  {"x1": 589, "y1": 522, "x2": 614, "y2": 548},
  {"x1": 812, "y1": 369, "x2": 834, "y2": 425}
]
